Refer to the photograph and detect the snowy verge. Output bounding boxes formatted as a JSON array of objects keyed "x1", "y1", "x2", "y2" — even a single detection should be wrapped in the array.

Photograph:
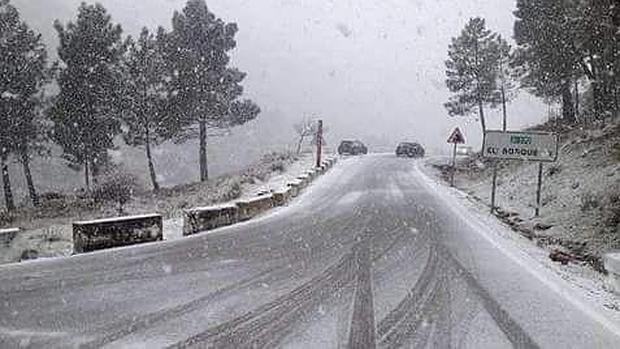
[
  {"x1": 0, "y1": 152, "x2": 322, "y2": 265},
  {"x1": 434, "y1": 123, "x2": 620, "y2": 265},
  {"x1": 170, "y1": 155, "x2": 338, "y2": 239},
  {"x1": 416, "y1": 159, "x2": 620, "y2": 319}
]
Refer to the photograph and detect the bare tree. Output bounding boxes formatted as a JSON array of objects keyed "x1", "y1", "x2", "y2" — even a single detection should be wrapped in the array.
[
  {"x1": 293, "y1": 117, "x2": 327, "y2": 154},
  {"x1": 294, "y1": 117, "x2": 316, "y2": 154}
]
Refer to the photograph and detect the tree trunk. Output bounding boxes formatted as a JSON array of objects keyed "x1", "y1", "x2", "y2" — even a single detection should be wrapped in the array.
[
  {"x1": 561, "y1": 81, "x2": 576, "y2": 123},
  {"x1": 91, "y1": 155, "x2": 101, "y2": 185},
  {"x1": 84, "y1": 158, "x2": 90, "y2": 190},
  {"x1": 501, "y1": 84, "x2": 507, "y2": 132},
  {"x1": 20, "y1": 150, "x2": 39, "y2": 207},
  {"x1": 199, "y1": 118, "x2": 208, "y2": 182},
  {"x1": 296, "y1": 135, "x2": 305, "y2": 154},
  {"x1": 574, "y1": 79, "x2": 579, "y2": 122},
  {"x1": 145, "y1": 129, "x2": 160, "y2": 192},
  {"x1": 614, "y1": 86, "x2": 620, "y2": 117},
  {"x1": 478, "y1": 99, "x2": 486, "y2": 134},
  {"x1": 589, "y1": 58, "x2": 606, "y2": 122},
  {"x1": 1, "y1": 152, "x2": 15, "y2": 211},
  {"x1": 474, "y1": 39, "x2": 485, "y2": 135},
  {"x1": 613, "y1": 85, "x2": 620, "y2": 117}
]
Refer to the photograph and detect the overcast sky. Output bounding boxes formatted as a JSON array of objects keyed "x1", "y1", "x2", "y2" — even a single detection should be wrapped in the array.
[{"x1": 14, "y1": 0, "x2": 547, "y2": 154}]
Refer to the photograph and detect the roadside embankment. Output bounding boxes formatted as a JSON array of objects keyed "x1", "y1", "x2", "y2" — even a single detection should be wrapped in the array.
[
  {"x1": 0, "y1": 152, "x2": 334, "y2": 264},
  {"x1": 428, "y1": 121, "x2": 620, "y2": 274}
]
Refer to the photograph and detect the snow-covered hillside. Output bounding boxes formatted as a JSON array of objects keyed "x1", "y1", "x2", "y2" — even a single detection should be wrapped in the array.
[{"x1": 430, "y1": 120, "x2": 620, "y2": 267}]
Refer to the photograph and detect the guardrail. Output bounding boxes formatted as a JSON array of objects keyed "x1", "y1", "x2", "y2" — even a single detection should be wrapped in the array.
[
  {"x1": 180, "y1": 155, "x2": 339, "y2": 236},
  {"x1": 237, "y1": 194, "x2": 275, "y2": 221},
  {"x1": 286, "y1": 180, "x2": 302, "y2": 197},
  {"x1": 296, "y1": 173, "x2": 310, "y2": 189},
  {"x1": 273, "y1": 188, "x2": 294, "y2": 206},
  {"x1": 0, "y1": 228, "x2": 19, "y2": 247},
  {"x1": 604, "y1": 252, "x2": 620, "y2": 295},
  {"x1": 22, "y1": 156, "x2": 339, "y2": 256},
  {"x1": 73, "y1": 214, "x2": 163, "y2": 254},
  {"x1": 183, "y1": 204, "x2": 239, "y2": 236}
]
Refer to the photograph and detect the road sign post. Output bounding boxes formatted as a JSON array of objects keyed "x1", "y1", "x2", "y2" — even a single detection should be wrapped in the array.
[
  {"x1": 483, "y1": 130, "x2": 558, "y2": 217},
  {"x1": 316, "y1": 120, "x2": 323, "y2": 168},
  {"x1": 491, "y1": 165, "x2": 498, "y2": 213},
  {"x1": 447, "y1": 128, "x2": 465, "y2": 187},
  {"x1": 451, "y1": 142, "x2": 457, "y2": 187},
  {"x1": 535, "y1": 162, "x2": 544, "y2": 217}
]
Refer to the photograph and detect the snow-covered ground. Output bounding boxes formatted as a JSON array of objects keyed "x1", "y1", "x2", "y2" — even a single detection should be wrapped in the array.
[
  {"x1": 0, "y1": 152, "x2": 319, "y2": 265},
  {"x1": 239, "y1": 154, "x2": 319, "y2": 200},
  {"x1": 419, "y1": 158, "x2": 620, "y2": 318},
  {"x1": 164, "y1": 152, "x2": 322, "y2": 241},
  {"x1": 428, "y1": 121, "x2": 620, "y2": 265}
]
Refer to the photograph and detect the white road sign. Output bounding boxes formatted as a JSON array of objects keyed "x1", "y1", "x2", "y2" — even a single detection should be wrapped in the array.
[{"x1": 483, "y1": 131, "x2": 558, "y2": 162}]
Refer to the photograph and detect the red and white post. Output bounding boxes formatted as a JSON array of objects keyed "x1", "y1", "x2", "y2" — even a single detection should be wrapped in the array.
[{"x1": 316, "y1": 119, "x2": 323, "y2": 168}]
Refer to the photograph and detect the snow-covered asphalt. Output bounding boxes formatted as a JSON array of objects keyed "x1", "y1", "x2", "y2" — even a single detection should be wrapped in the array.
[{"x1": 1, "y1": 154, "x2": 619, "y2": 348}]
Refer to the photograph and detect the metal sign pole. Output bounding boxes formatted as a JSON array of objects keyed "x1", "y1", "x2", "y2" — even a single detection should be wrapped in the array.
[
  {"x1": 447, "y1": 127, "x2": 465, "y2": 188},
  {"x1": 490, "y1": 121, "x2": 507, "y2": 214},
  {"x1": 451, "y1": 142, "x2": 457, "y2": 187},
  {"x1": 535, "y1": 162, "x2": 544, "y2": 217},
  {"x1": 491, "y1": 162, "x2": 498, "y2": 213}
]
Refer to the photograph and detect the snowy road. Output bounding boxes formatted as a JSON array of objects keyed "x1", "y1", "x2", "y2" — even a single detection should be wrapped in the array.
[{"x1": 1, "y1": 154, "x2": 619, "y2": 348}]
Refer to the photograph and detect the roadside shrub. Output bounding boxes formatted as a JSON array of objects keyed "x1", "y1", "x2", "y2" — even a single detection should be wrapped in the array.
[
  {"x1": 20, "y1": 249, "x2": 38, "y2": 261},
  {"x1": 580, "y1": 192, "x2": 601, "y2": 212},
  {"x1": 271, "y1": 161, "x2": 285, "y2": 173},
  {"x1": 38, "y1": 192, "x2": 69, "y2": 211},
  {"x1": 542, "y1": 194, "x2": 557, "y2": 207},
  {"x1": 93, "y1": 172, "x2": 137, "y2": 215},
  {"x1": 611, "y1": 143, "x2": 620, "y2": 162},
  {"x1": 603, "y1": 191, "x2": 620, "y2": 227},
  {"x1": 222, "y1": 181, "x2": 242, "y2": 201},
  {"x1": 39, "y1": 192, "x2": 66, "y2": 202},
  {"x1": 0, "y1": 210, "x2": 14, "y2": 226},
  {"x1": 546, "y1": 164, "x2": 562, "y2": 177}
]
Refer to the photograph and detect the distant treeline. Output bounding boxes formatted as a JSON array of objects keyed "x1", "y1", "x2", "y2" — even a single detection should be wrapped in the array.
[
  {"x1": 445, "y1": 0, "x2": 620, "y2": 135},
  {"x1": 0, "y1": 0, "x2": 260, "y2": 211}
]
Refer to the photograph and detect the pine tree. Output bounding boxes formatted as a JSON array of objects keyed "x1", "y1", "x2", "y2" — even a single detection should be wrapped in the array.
[
  {"x1": 167, "y1": 0, "x2": 259, "y2": 182},
  {"x1": 444, "y1": 17, "x2": 501, "y2": 134},
  {"x1": 14, "y1": 91, "x2": 50, "y2": 208},
  {"x1": 121, "y1": 27, "x2": 182, "y2": 191},
  {"x1": 0, "y1": 0, "x2": 50, "y2": 209},
  {"x1": 495, "y1": 35, "x2": 518, "y2": 131},
  {"x1": 513, "y1": 0, "x2": 580, "y2": 123},
  {"x1": 0, "y1": 0, "x2": 20, "y2": 211},
  {"x1": 230, "y1": 99, "x2": 261, "y2": 126},
  {"x1": 50, "y1": 3, "x2": 125, "y2": 189},
  {"x1": 576, "y1": 0, "x2": 620, "y2": 118}
]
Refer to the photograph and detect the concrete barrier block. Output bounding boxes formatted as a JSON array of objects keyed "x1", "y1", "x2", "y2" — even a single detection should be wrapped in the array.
[
  {"x1": 236, "y1": 195, "x2": 275, "y2": 221},
  {"x1": 183, "y1": 204, "x2": 239, "y2": 236},
  {"x1": 273, "y1": 188, "x2": 293, "y2": 206},
  {"x1": 73, "y1": 214, "x2": 162, "y2": 254},
  {"x1": 0, "y1": 228, "x2": 19, "y2": 247},
  {"x1": 604, "y1": 252, "x2": 620, "y2": 295},
  {"x1": 287, "y1": 181, "x2": 301, "y2": 197},
  {"x1": 296, "y1": 175, "x2": 310, "y2": 189}
]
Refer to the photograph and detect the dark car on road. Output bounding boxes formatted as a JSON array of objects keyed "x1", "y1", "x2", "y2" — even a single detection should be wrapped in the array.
[
  {"x1": 396, "y1": 142, "x2": 425, "y2": 158},
  {"x1": 338, "y1": 140, "x2": 368, "y2": 155}
]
